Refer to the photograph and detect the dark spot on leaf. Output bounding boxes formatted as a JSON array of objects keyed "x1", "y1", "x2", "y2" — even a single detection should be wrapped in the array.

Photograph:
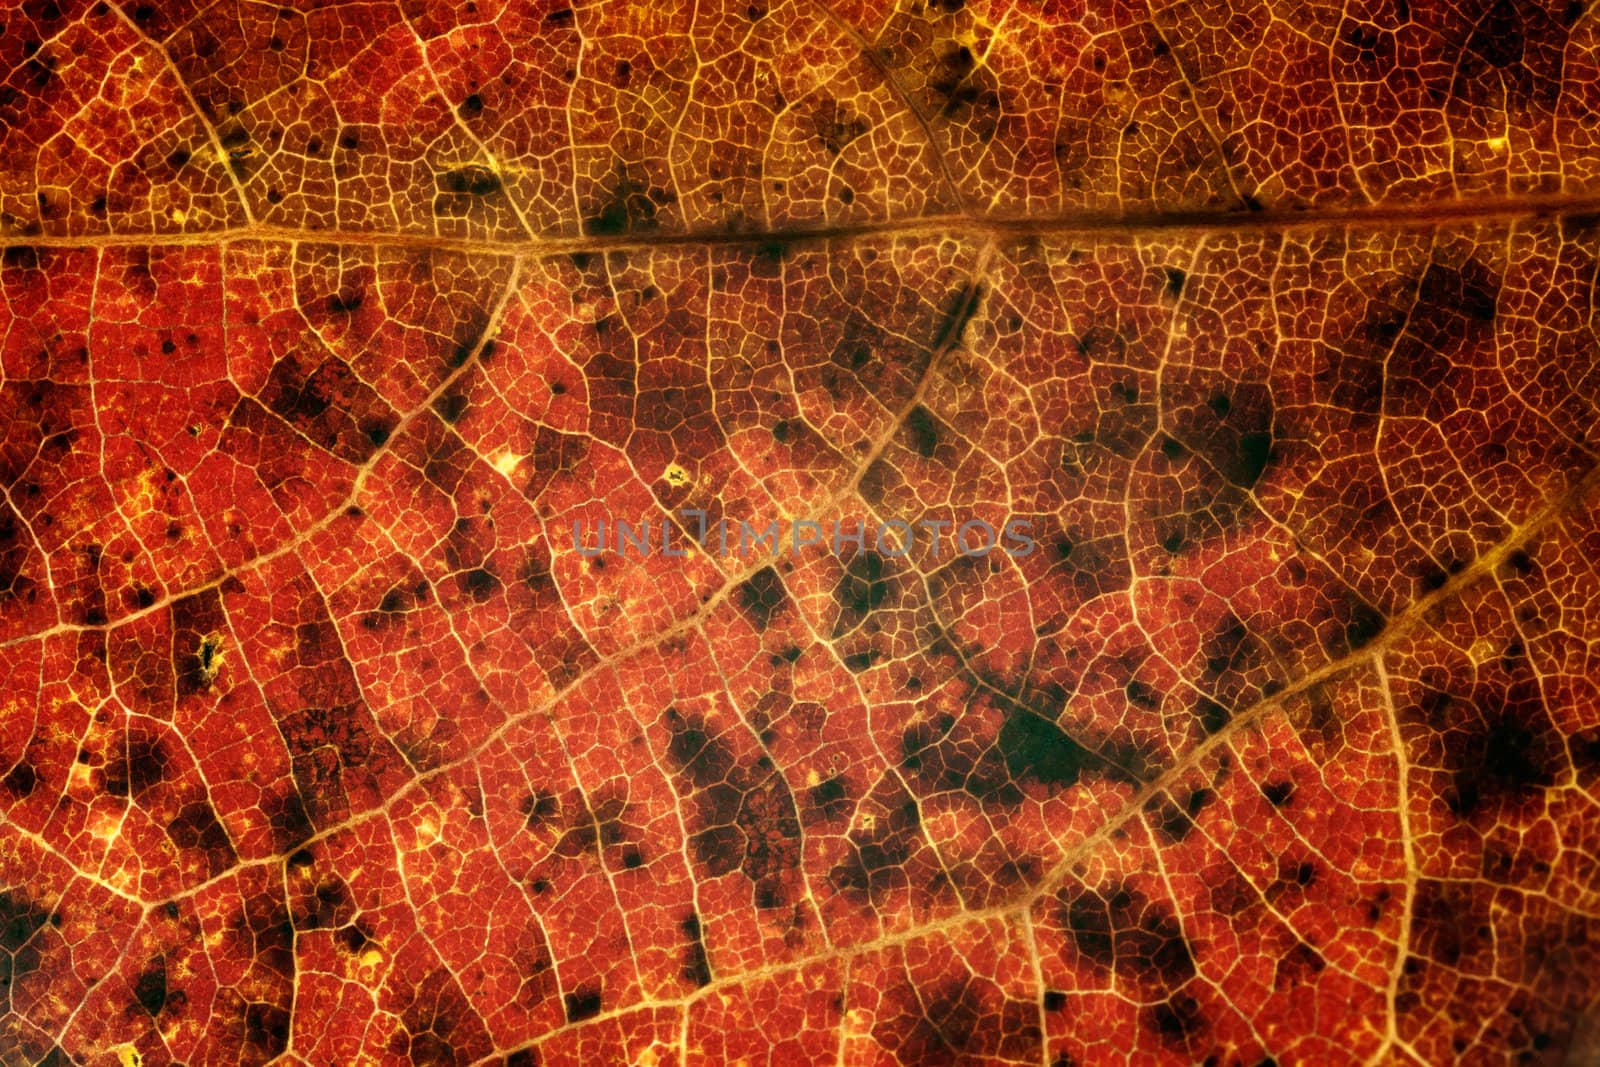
[
  {"x1": 1059, "y1": 879, "x2": 1195, "y2": 991},
  {"x1": 809, "y1": 775, "x2": 851, "y2": 822},
  {"x1": 1146, "y1": 991, "x2": 1206, "y2": 1048},
  {"x1": 2, "y1": 756, "x2": 38, "y2": 798},
  {"x1": 166, "y1": 801, "x2": 237, "y2": 879},
  {"x1": 434, "y1": 391, "x2": 468, "y2": 424},
  {"x1": 680, "y1": 913, "x2": 712, "y2": 987},
  {"x1": 736, "y1": 566, "x2": 788, "y2": 632},
  {"x1": 833, "y1": 550, "x2": 890, "y2": 632},
  {"x1": 1261, "y1": 780, "x2": 1295, "y2": 807},
  {"x1": 134, "y1": 956, "x2": 167, "y2": 1016},
  {"x1": 905, "y1": 405, "x2": 942, "y2": 458},
  {"x1": 460, "y1": 567, "x2": 499, "y2": 601},
  {"x1": 998, "y1": 706, "x2": 1106, "y2": 791},
  {"x1": 2, "y1": 246, "x2": 41, "y2": 272},
  {"x1": 104, "y1": 734, "x2": 167, "y2": 801},
  {"x1": 564, "y1": 986, "x2": 602, "y2": 1022},
  {"x1": 440, "y1": 164, "x2": 502, "y2": 197},
  {"x1": 244, "y1": 1002, "x2": 291, "y2": 1059},
  {"x1": 583, "y1": 166, "x2": 665, "y2": 236},
  {"x1": 1335, "y1": 593, "x2": 1387, "y2": 654}
]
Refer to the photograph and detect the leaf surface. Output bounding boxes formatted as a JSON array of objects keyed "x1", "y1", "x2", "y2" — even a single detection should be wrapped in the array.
[{"x1": 2, "y1": 1, "x2": 1600, "y2": 1065}]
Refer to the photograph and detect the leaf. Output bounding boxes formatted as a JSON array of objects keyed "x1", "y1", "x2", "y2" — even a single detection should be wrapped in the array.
[{"x1": 2, "y1": 0, "x2": 1599, "y2": 1065}]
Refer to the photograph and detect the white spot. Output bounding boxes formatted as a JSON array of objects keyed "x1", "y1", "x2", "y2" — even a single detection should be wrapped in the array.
[{"x1": 492, "y1": 450, "x2": 521, "y2": 477}]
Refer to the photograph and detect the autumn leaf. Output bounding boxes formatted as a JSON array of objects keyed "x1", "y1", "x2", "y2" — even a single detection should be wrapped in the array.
[{"x1": 3, "y1": 0, "x2": 1600, "y2": 1065}]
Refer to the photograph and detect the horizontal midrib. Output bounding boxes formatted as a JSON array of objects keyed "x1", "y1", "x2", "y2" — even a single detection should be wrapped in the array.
[{"x1": 5, "y1": 190, "x2": 1600, "y2": 256}]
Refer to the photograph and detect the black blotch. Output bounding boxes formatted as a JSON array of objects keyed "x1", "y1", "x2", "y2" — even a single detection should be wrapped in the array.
[
  {"x1": 335, "y1": 921, "x2": 372, "y2": 954},
  {"x1": 1162, "y1": 266, "x2": 1185, "y2": 299},
  {"x1": 884, "y1": 977, "x2": 1042, "y2": 1066},
  {"x1": 267, "y1": 789, "x2": 315, "y2": 854},
  {"x1": 1193, "y1": 697, "x2": 1229, "y2": 735},
  {"x1": 1146, "y1": 991, "x2": 1206, "y2": 1048},
  {"x1": 1125, "y1": 679, "x2": 1161, "y2": 709},
  {"x1": 680, "y1": 913, "x2": 712, "y2": 987},
  {"x1": 1261, "y1": 780, "x2": 1295, "y2": 807},
  {"x1": 460, "y1": 567, "x2": 499, "y2": 602},
  {"x1": 829, "y1": 796, "x2": 925, "y2": 904},
  {"x1": 1146, "y1": 788, "x2": 1214, "y2": 843},
  {"x1": 905, "y1": 405, "x2": 941, "y2": 458},
  {"x1": 1180, "y1": 381, "x2": 1276, "y2": 491},
  {"x1": 928, "y1": 42, "x2": 1004, "y2": 140},
  {"x1": 1043, "y1": 990, "x2": 1067, "y2": 1011},
  {"x1": 1046, "y1": 528, "x2": 1134, "y2": 602},
  {"x1": 439, "y1": 164, "x2": 502, "y2": 197},
  {"x1": 583, "y1": 167, "x2": 669, "y2": 236},
  {"x1": 133, "y1": 956, "x2": 167, "y2": 1016},
  {"x1": 564, "y1": 985, "x2": 602, "y2": 1022},
  {"x1": 1335, "y1": 593, "x2": 1387, "y2": 654},
  {"x1": 1274, "y1": 941, "x2": 1326, "y2": 990},
  {"x1": 546, "y1": 7, "x2": 575, "y2": 23},
  {"x1": 165, "y1": 800, "x2": 238, "y2": 879},
  {"x1": 433, "y1": 391, "x2": 468, "y2": 424},
  {"x1": 1378, "y1": 259, "x2": 1501, "y2": 418},
  {"x1": 459, "y1": 93, "x2": 484, "y2": 117},
  {"x1": 735, "y1": 566, "x2": 788, "y2": 632},
  {"x1": 1059, "y1": 880, "x2": 1195, "y2": 990},
  {"x1": 1340, "y1": 22, "x2": 1397, "y2": 76},
  {"x1": 238, "y1": 890, "x2": 296, "y2": 980},
  {"x1": 1450, "y1": 711, "x2": 1562, "y2": 819},
  {"x1": 2, "y1": 246, "x2": 40, "y2": 271},
  {"x1": 1199, "y1": 612, "x2": 1264, "y2": 707},
  {"x1": 668, "y1": 710, "x2": 801, "y2": 901},
  {"x1": 244, "y1": 1002, "x2": 291, "y2": 1059},
  {"x1": 833, "y1": 550, "x2": 890, "y2": 632},
  {"x1": 104, "y1": 734, "x2": 168, "y2": 801},
  {"x1": 842, "y1": 650, "x2": 880, "y2": 672},
  {"x1": 810, "y1": 99, "x2": 870, "y2": 154},
  {"x1": 1458, "y1": 0, "x2": 1569, "y2": 110},
  {"x1": 1, "y1": 756, "x2": 37, "y2": 798},
  {"x1": 521, "y1": 791, "x2": 559, "y2": 828},
  {"x1": 809, "y1": 775, "x2": 852, "y2": 822},
  {"x1": 0, "y1": 890, "x2": 50, "y2": 990},
  {"x1": 665, "y1": 709, "x2": 734, "y2": 789},
  {"x1": 998, "y1": 706, "x2": 1107, "y2": 791}
]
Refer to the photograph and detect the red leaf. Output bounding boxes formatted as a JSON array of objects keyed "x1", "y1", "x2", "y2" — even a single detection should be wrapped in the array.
[{"x1": 3, "y1": 1, "x2": 1600, "y2": 1064}]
